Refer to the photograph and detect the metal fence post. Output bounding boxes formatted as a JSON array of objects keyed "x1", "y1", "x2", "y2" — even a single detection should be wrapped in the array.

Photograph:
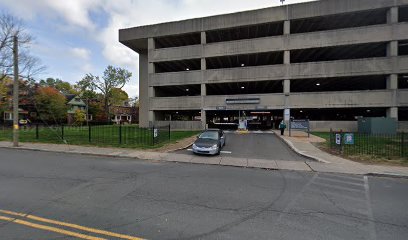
[
  {"x1": 402, "y1": 132, "x2": 405, "y2": 157},
  {"x1": 61, "y1": 124, "x2": 64, "y2": 140},
  {"x1": 119, "y1": 122, "x2": 122, "y2": 144},
  {"x1": 168, "y1": 124, "x2": 171, "y2": 141},
  {"x1": 88, "y1": 124, "x2": 91, "y2": 143},
  {"x1": 152, "y1": 126, "x2": 155, "y2": 146},
  {"x1": 329, "y1": 128, "x2": 332, "y2": 149},
  {"x1": 36, "y1": 124, "x2": 39, "y2": 140}
]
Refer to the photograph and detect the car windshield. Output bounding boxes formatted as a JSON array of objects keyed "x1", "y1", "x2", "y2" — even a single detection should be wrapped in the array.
[{"x1": 199, "y1": 131, "x2": 219, "y2": 140}]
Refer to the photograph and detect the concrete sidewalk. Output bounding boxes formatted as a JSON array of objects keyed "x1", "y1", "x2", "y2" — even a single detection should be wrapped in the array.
[
  {"x1": 275, "y1": 130, "x2": 408, "y2": 178},
  {"x1": 1, "y1": 138, "x2": 407, "y2": 178}
]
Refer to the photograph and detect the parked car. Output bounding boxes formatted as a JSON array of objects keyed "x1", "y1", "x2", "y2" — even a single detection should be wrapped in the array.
[{"x1": 192, "y1": 129, "x2": 226, "y2": 155}]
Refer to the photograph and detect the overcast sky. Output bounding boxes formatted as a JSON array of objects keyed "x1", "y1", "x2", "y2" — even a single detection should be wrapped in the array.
[{"x1": 0, "y1": 0, "x2": 314, "y2": 97}]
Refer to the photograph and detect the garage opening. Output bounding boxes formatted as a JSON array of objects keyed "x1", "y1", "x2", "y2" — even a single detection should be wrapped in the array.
[
  {"x1": 399, "y1": 6, "x2": 408, "y2": 22},
  {"x1": 155, "y1": 32, "x2": 201, "y2": 49},
  {"x1": 291, "y1": 8, "x2": 387, "y2": 34},
  {"x1": 291, "y1": 108, "x2": 387, "y2": 121},
  {"x1": 155, "y1": 85, "x2": 201, "y2": 97},
  {"x1": 206, "y1": 80, "x2": 283, "y2": 95},
  {"x1": 206, "y1": 21, "x2": 284, "y2": 43},
  {"x1": 290, "y1": 42, "x2": 387, "y2": 63},
  {"x1": 207, "y1": 110, "x2": 283, "y2": 130},
  {"x1": 154, "y1": 59, "x2": 201, "y2": 73},
  {"x1": 399, "y1": 40, "x2": 408, "y2": 56},
  {"x1": 206, "y1": 51, "x2": 283, "y2": 69},
  {"x1": 291, "y1": 75, "x2": 387, "y2": 93},
  {"x1": 399, "y1": 108, "x2": 408, "y2": 121},
  {"x1": 399, "y1": 74, "x2": 408, "y2": 89}
]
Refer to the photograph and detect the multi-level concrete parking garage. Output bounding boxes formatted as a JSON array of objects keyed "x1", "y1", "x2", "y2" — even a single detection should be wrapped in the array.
[{"x1": 120, "y1": 0, "x2": 408, "y2": 131}]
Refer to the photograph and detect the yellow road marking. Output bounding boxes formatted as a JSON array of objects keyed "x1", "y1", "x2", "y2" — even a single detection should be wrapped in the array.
[
  {"x1": 0, "y1": 210, "x2": 145, "y2": 240},
  {"x1": 0, "y1": 215, "x2": 106, "y2": 240}
]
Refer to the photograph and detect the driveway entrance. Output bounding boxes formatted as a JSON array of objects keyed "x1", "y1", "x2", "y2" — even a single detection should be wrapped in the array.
[{"x1": 178, "y1": 132, "x2": 309, "y2": 161}]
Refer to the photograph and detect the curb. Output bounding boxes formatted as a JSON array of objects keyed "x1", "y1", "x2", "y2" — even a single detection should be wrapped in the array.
[
  {"x1": 365, "y1": 172, "x2": 408, "y2": 179},
  {"x1": 170, "y1": 140, "x2": 195, "y2": 152},
  {"x1": 2, "y1": 144, "x2": 408, "y2": 180},
  {"x1": 274, "y1": 133, "x2": 330, "y2": 163}
]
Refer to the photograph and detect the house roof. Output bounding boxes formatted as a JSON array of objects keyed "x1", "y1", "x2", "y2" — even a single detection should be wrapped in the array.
[{"x1": 65, "y1": 94, "x2": 76, "y2": 102}]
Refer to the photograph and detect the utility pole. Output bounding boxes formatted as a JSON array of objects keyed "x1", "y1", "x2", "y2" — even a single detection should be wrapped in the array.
[{"x1": 13, "y1": 35, "x2": 19, "y2": 147}]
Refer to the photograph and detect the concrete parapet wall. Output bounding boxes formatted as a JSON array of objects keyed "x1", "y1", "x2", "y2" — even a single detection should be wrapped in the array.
[
  {"x1": 155, "y1": 121, "x2": 202, "y2": 131},
  {"x1": 149, "y1": 57, "x2": 408, "y2": 86},
  {"x1": 398, "y1": 122, "x2": 408, "y2": 132},
  {"x1": 149, "y1": 23, "x2": 408, "y2": 62},
  {"x1": 309, "y1": 121, "x2": 358, "y2": 132}
]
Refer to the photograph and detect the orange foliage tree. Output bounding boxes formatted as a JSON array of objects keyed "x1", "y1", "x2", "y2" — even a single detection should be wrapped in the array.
[{"x1": 34, "y1": 87, "x2": 67, "y2": 123}]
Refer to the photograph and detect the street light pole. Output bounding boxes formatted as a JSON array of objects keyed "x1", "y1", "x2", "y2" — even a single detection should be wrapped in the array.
[{"x1": 12, "y1": 35, "x2": 19, "y2": 147}]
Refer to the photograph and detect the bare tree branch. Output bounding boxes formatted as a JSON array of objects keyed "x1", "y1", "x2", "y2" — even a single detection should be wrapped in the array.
[{"x1": 0, "y1": 13, "x2": 45, "y2": 81}]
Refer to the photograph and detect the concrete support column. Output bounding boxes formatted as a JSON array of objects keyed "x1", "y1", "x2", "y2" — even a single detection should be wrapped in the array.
[
  {"x1": 284, "y1": 51, "x2": 290, "y2": 64},
  {"x1": 201, "y1": 58, "x2": 206, "y2": 70},
  {"x1": 284, "y1": 20, "x2": 290, "y2": 35},
  {"x1": 387, "y1": 74, "x2": 398, "y2": 90},
  {"x1": 387, "y1": 6, "x2": 399, "y2": 24},
  {"x1": 148, "y1": 38, "x2": 155, "y2": 74},
  {"x1": 387, "y1": 74, "x2": 398, "y2": 120},
  {"x1": 283, "y1": 79, "x2": 291, "y2": 123},
  {"x1": 148, "y1": 37, "x2": 155, "y2": 50},
  {"x1": 283, "y1": 79, "x2": 290, "y2": 96},
  {"x1": 148, "y1": 111, "x2": 155, "y2": 126},
  {"x1": 387, "y1": 41, "x2": 398, "y2": 57},
  {"x1": 147, "y1": 38, "x2": 155, "y2": 125},
  {"x1": 201, "y1": 110, "x2": 207, "y2": 129},
  {"x1": 387, "y1": 107, "x2": 398, "y2": 120},
  {"x1": 201, "y1": 32, "x2": 206, "y2": 44},
  {"x1": 201, "y1": 84, "x2": 207, "y2": 129}
]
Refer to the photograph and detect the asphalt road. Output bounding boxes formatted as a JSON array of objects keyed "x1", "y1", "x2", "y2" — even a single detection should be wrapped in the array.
[
  {"x1": 0, "y1": 148, "x2": 407, "y2": 240},
  {"x1": 178, "y1": 132, "x2": 309, "y2": 161}
]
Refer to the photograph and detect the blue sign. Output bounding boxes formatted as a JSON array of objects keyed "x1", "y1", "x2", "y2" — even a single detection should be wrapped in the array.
[{"x1": 344, "y1": 133, "x2": 354, "y2": 145}]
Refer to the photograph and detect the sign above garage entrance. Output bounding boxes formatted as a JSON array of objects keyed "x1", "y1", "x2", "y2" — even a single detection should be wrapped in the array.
[{"x1": 225, "y1": 98, "x2": 260, "y2": 105}]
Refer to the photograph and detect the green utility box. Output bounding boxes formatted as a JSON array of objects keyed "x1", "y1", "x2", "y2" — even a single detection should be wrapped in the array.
[{"x1": 358, "y1": 117, "x2": 397, "y2": 135}]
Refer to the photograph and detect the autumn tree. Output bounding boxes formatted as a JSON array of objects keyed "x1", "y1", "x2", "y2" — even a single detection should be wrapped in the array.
[
  {"x1": 111, "y1": 88, "x2": 129, "y2": 106},
  {"x1": 78, "y1": 66, "x2": 131, "y2": 121},
  {"x1": 39, "y1": 78, "x2": 78, "y2": 95},
  {"x1": 73, "y1": 109, "x2": 86, "y2": 126},
  {"x1": 34, "y1": 87, "x2": 67, "y2": 123}
]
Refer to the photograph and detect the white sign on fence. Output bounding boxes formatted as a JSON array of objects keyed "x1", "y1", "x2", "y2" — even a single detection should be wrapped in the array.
[
  {"x1": 335, "y1": 133, "x2": 341, "y2": 145},
  {"x1": 154, "y1": 128, "x2": 158, "y2": 138}
]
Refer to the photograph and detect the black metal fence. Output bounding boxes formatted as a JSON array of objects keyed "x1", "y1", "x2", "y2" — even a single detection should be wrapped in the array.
[
  {"x1": 329, "y1": 131, "x2": 407, "y2": 159},
  {"x1": 0, "y1": 122, "x2": 171, "y2": 147}
]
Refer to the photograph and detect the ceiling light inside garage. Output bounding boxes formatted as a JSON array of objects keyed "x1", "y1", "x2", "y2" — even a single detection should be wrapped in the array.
[
  {"x1": 186, "y1": 68, "x2": 190, "y2": 71},
  {"x1": 316, "y1": 83, "x2": 321, "y2": 86},
  {"x1": 186, "y1": 88, "x2": 189, "y2": 91},
  {"x1": 241, "y1": 86, "x2": 245, "y2": 89},
  {"x1": 241, "y1": 64, "x2": 245, "y2": 67}
]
